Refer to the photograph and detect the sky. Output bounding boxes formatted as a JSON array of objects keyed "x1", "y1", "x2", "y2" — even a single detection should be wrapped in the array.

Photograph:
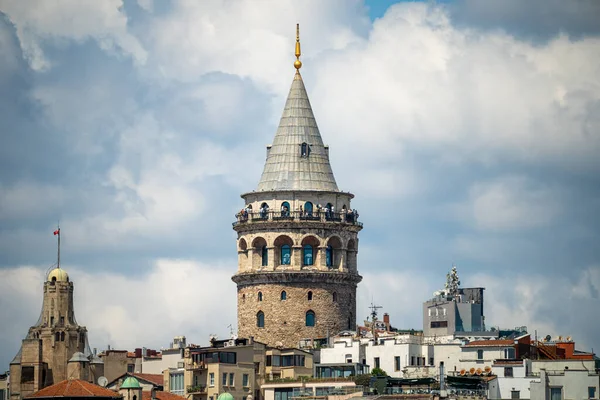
[{"x1": 0, "y1": 0, "x2": 599, "y2": 369}]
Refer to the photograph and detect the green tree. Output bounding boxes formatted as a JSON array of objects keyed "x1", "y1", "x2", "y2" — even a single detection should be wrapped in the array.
[{"x1": 371, "y1": 367, "x2": 388, "y2": 377}]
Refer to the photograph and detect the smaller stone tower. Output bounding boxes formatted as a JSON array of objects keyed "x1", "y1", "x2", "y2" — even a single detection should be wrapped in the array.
[{"x1": 9, "y1": 260, "x2": 99, "y2": 399}]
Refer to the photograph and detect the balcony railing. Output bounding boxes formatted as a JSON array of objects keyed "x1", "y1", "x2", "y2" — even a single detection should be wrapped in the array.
[
  {"x1": 185, "y1": 362, "x2": 208, "y2": 370},
  {"x1": 233, "y1": 210, "x2": 362, "y2": 227},
  {"x1": 187, "y1": 385, "x2": 207, "y2": 394}
]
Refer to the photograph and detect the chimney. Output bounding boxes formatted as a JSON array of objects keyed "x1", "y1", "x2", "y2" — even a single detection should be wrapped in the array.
[
  {"x1": 383, "y1": 313, "x2": 390, "y2": 325},
  {"x1": 249, "y1": 336, "x2": 254, "y2": 345}
]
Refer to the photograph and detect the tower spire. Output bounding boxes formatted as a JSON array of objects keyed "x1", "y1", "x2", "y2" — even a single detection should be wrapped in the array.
[
  {"x1": 54, "y1": 224, "x2": 61, "y2": 269},
  {"x1": 294, "y1": 23, "x2": 302, "y2": 71}
]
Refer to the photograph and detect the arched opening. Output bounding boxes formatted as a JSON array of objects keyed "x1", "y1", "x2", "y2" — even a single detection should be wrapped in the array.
[
  {"x1": 348, "y1": 315, "x2": 353, "y2": 330},
  {"x1": 304, "y1": 202, "x2": 313, "y2": 217},
  {"x1": 303, "y1": 245, "x2": 313, "y2": 266},
  {"x1": 333, "y1": 292, "x2": 338, "y2": 302},
  {"x1": 281, "y1": 291, "x2": 287, "y2": 301},
  {"x1": 274, "y1": 235, "x2": 293, "y2": 266},
  {"x1": 305, "y1": 310, "x2": 316, "y2": 327},
  {"x1": 347, "y1": 239, "x2": 357, "y2": 272},
  {"x1": 301, "y1": 236, "x2": 319, "y2": 268},
  {"x1": 257, "y1": 311, "x2": 265, "y2": 328},
  {"x1": 239, "y1": 238, "x2": 248, "y2": 251},
  {"x1": 60, "y1": 332, "x2": 65, "y2": 341},
  {"x1": 260, "y1": 202, "x2": 269, "y2": 218},
  {"x1": 252, "y1": 237, "x2": 268, "y2": 268},
  {"x1": 280, "y1": 201, "x2": 290, "y2": 217},
  {"x1": 325, "y1": 203, "x2": 336, "y2": 220},
  {"x1": 258, "y1": 291, "x2": 263, "y2": 302},
  {"x1": 51, "y1": 277, "x2": 56, "y2": 284},
  {"x1": 238, "y1": 238, "x2": 249, "y2": 269},
  {"x1": 55, "y1": 332, "x2": 60, "y2": 341},
  {"x1": 133, "y1": 396, "x2": 137, "y2": 400},
  {"x1": 242, "y1": 294, "x2": 246, "y2": 303},
  {"x1": 307, "y1": 291, "x2": 313, "y2": 301},
  {"x1": 261, "y1": 246, "x2": 268, "y2": 266},
  {"x1": 327, "y1": 236, "x2": 343, "y2": 269}
]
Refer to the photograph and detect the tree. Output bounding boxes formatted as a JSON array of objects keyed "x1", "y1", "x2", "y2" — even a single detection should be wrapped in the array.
[{"x1": 371, "y1": 367, "x2": 388, "y2": 377}]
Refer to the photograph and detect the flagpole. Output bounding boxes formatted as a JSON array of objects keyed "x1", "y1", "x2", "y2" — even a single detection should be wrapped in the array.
[{"x1": 57, "y1": 224, "x2": 60, "y2": 269}]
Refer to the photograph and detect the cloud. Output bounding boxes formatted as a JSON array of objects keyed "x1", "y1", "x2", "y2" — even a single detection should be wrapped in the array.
[
  {"x1": 0, "y1": 0, "x2": 147, "y2": 70},
  {"x1": 465, "y1": 176, "x2": 561, "y2": 231}
]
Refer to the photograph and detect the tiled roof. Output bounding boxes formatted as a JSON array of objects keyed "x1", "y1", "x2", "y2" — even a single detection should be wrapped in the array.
[
  {"x1": 132, "y1": 374, "x2": 163, "y2": 386},
  {"x1": 141, "y1": 392, "x2": 185, "y2": 400},
  {"x1": 26, "y1": 379, "x2": 121, "y2": 398},
  {"x1": 127, "y1": 352, "x2": 136, "y2": 358},
  {"x1": 464, "y1": 339, "x2": 514, "y2": 347},
  {"x1": 256, "y1": 71, "x2": 339, "y2": 192}
]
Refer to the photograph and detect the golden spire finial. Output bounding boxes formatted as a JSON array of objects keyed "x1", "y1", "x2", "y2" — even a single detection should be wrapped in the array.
[{"x1": 294, "y1": 23, "x2": 302, "y2": 71}]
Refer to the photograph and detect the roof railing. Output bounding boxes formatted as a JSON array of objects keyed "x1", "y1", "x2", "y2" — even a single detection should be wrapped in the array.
[{"x1": 233, "y1": 210, "x2": 362, "y2": 227}]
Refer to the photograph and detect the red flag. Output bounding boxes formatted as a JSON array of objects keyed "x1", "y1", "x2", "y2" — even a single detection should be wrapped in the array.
[{"x1": 53, "y1": 229, "x2": 60, "y2": 236}]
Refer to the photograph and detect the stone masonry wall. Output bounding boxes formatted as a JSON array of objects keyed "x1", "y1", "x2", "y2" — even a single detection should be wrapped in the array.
[{"x1": 237, "y1": 280, "x2": 356, "y2": 348}]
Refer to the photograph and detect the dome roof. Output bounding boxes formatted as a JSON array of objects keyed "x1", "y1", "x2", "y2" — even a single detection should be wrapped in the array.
[
  {"x1": 69, "y1": 352, "x2": 89, "y2": 363},
  {"x1": 48, "y1": 267, "x2": 69, "y2": 282},
  {"x1": 218, "y1": 393, "x2": 234, "y2": 400},
  {"x1": 90, "y1": 355, "x2": 104, "y2": 364},
  {"x1": 121, "y1": 376, "x2": 141, "y2": 389}
]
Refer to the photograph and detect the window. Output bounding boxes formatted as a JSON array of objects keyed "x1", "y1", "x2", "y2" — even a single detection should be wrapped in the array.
[
  {"x1": 50, "y1": 316, "x2": 54, "y2": 325},
  {"x1": 209, "y1": 373, "x2": 215, "y2": 387},
  {"x1": 332, "y1": 292, "x2": 337, "y2": 302},
  {"x1": 243, "y1": 374, "x2": 249, "y2": 387},
  {"x1": 21, "y1": 366, "x2": 34, "y2": 382},
  {"x1": 504, "y1": 367, "x2": 513, "y2": 377},
  {"x1": 394, "y1": 356, "x2": 401, "y2": 371},
  {"x1": 258, "y1": 291, "x2": 263, "y2": 301},
  {"x1": 550, "y1": 388, "x2": 562, "y2": 400},
  {"x1": 61, "y1": 332, "x2": 65, "y2": 341},
  {"x1": 326, "y1": 246, "x2": 333, "y2": 267},
  {"x1": 281, "y1": 291, "x2": 287, "y2": 300},
  {"x1": 374, "y1": 357, "x2": 380, "y2": 369},
  {"x1": 588, "y1": 387, "x2": 596, "y2": 399},
  {"x1": 428, "y1": 309, "x2": 432, "y2": 317},
  {"x1": 281, "y1": 245, "x2": 291, "y2": 265},
  {"x1": 411, "y1": 356, "x2": 415, "y2": 366},
  {"x1": 303, "y1": 245, "x2": 313, "y2": 266},
  {"x1": 60, "y1": 316, "x2": 64, "y2": 325},
  {"x1": 55, "y1": 332, "x2": 60, "y2": 341},
  {"x1": 127, "y1": 364, "x2": 134, "y2": 373},
  {"x1": 222, "y1": 373, "x2": 228, "y2": 386},
  {"x1": 504, "y1": 348, "x2": 516, "y2": 359},
  {"x1": 281, "y1": 202, "x2": 290, "y2": 217},
  {"x1": 300, "y1": 142, "x2": 310, "y2": 157},
  {"x1": 511, "y1": 390, "x2": 520, "y2": 399},
  {"x1": 257, "y1": 311, "x2": 265, "y2": 328},
  {"x1": 477, "y1": 350, "x2": 484, "y2": 360},
  {"x1": 305, "y1": 310, "x2": 315, "y2": 327},
  {"x1": 261, "y1": 246, "x2": 268, "y2": 266},
  {"x1": 430, "y1": 321, "x2": 448, "y2": 328},
  {"x1": 307, "y1": 291, "x2": 313, "y2": 301},
  {"x1": 417, "y1": 357, "x2": 421, "y2": 366},
  {"x1": 169, "y1": 372, "x2": 184, "y2": 395},
  {"x1": 229, "y1": 373, "x2": 234, "y2": 386},
  {"x1": 0, "y1": 389, "x2": 5, "y2": 400}
]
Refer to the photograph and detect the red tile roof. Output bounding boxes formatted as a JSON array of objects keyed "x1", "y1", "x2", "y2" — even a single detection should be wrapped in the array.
[
  {"x1": 26, "y1": 379, "x2": 122, "y2": 398},
  {"x1": 132, "y1": 374, "x2": 163, "y2": 387},
  {"x1": 142, "y1": 392, "x2": 185, "y2": 400},
  {"x1": 464, "y1": 339, "x2": 514, "y2": 347}
]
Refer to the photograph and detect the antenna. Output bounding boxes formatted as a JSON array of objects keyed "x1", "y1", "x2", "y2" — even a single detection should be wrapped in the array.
[
  {"x1": 53, "y1": 223, "x2": 61, "y2": 269},
  {"x1": 369, "y1": 301, "x2": 382, "y2": 322}
]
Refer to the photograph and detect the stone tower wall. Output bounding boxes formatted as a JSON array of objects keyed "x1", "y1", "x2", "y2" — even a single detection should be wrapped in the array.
[{"x1": 236, "y1": 280, "x2": 357, "y2": 348}]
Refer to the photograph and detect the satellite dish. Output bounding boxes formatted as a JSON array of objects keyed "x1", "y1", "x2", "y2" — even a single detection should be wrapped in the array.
[
  {"x1": 545, "y1": 335, "x2": 552, "y2": 342},
  {"x1": 98, "y1": 376, "x2": 108, "y2": 387}
]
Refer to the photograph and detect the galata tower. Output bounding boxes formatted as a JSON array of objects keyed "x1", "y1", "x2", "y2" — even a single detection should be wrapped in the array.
[{"x1": 232, "y1": 25, "x2": 363, "y2": 348}]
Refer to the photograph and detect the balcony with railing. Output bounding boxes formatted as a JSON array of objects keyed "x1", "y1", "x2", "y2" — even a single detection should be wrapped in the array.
[
  {"x1": 233, "y1": 210, "x2": 362, "y2": 228},
  {"x1": 187, "y1": 385, "x2": 207, "y2": 394}
]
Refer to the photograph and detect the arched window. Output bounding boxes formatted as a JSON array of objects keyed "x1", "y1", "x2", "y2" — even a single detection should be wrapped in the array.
[
  {"x1": 258, "y1": 291, "x2": 263, "y2": 302},
  {"x1": 348, "y1": 315, "x2": 353, "y2": 330},
  {"x1": 60, "y1": 332, "x2": 65, "y2": 341},
  {"x1": 242, "y1": 294, "x2": 246, "y2": 302},
  {"x1": 304, "y1": 202, "x2": 313, "y2": 216},
  {"x1": 326, "y1": 246, "x2": 333, "y2": 267},
  {"x1": 307, "y1": 291, "x2": 313, "y2": 301},
  {"x1": 281, "y1": 245, "x2": 291, "y2": 265},
  {"x1": 55, "y1": 332, "x2": 60, "y2": 341},
  {"x1": 333, "y1": 292, "x2": 338, "y2": 302},
  {"x1": 261, "y1": 246, "x2": 268, "y2": 266},
  {"x1": 257, "y1": 311, "x2": 265, "y2": 328},
  {"x1": 305, "y1": 310, "x2": 316, "y2": 327},
  {"x1": 281, "y1": 291, "x2": 287, "y2": 300},
  {"x1": 303, "y1": 245, "x2": 313, "y2": 266},
  {"x1": 281, "y1": 201, "x2": 290, "y2": 217}
]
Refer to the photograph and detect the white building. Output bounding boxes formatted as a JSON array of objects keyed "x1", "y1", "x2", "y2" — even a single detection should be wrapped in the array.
[
  {"x1": 486, "y1": 359, "x2": 539, "y2": 399},
  {"x1": 530, "y1": 368, "x2": 599, "y2": 400}
]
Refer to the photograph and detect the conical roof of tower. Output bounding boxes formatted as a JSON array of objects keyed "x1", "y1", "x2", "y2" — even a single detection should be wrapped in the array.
[{"x1": 256, "y1": 70, "x2": 339, "y2": 192}]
